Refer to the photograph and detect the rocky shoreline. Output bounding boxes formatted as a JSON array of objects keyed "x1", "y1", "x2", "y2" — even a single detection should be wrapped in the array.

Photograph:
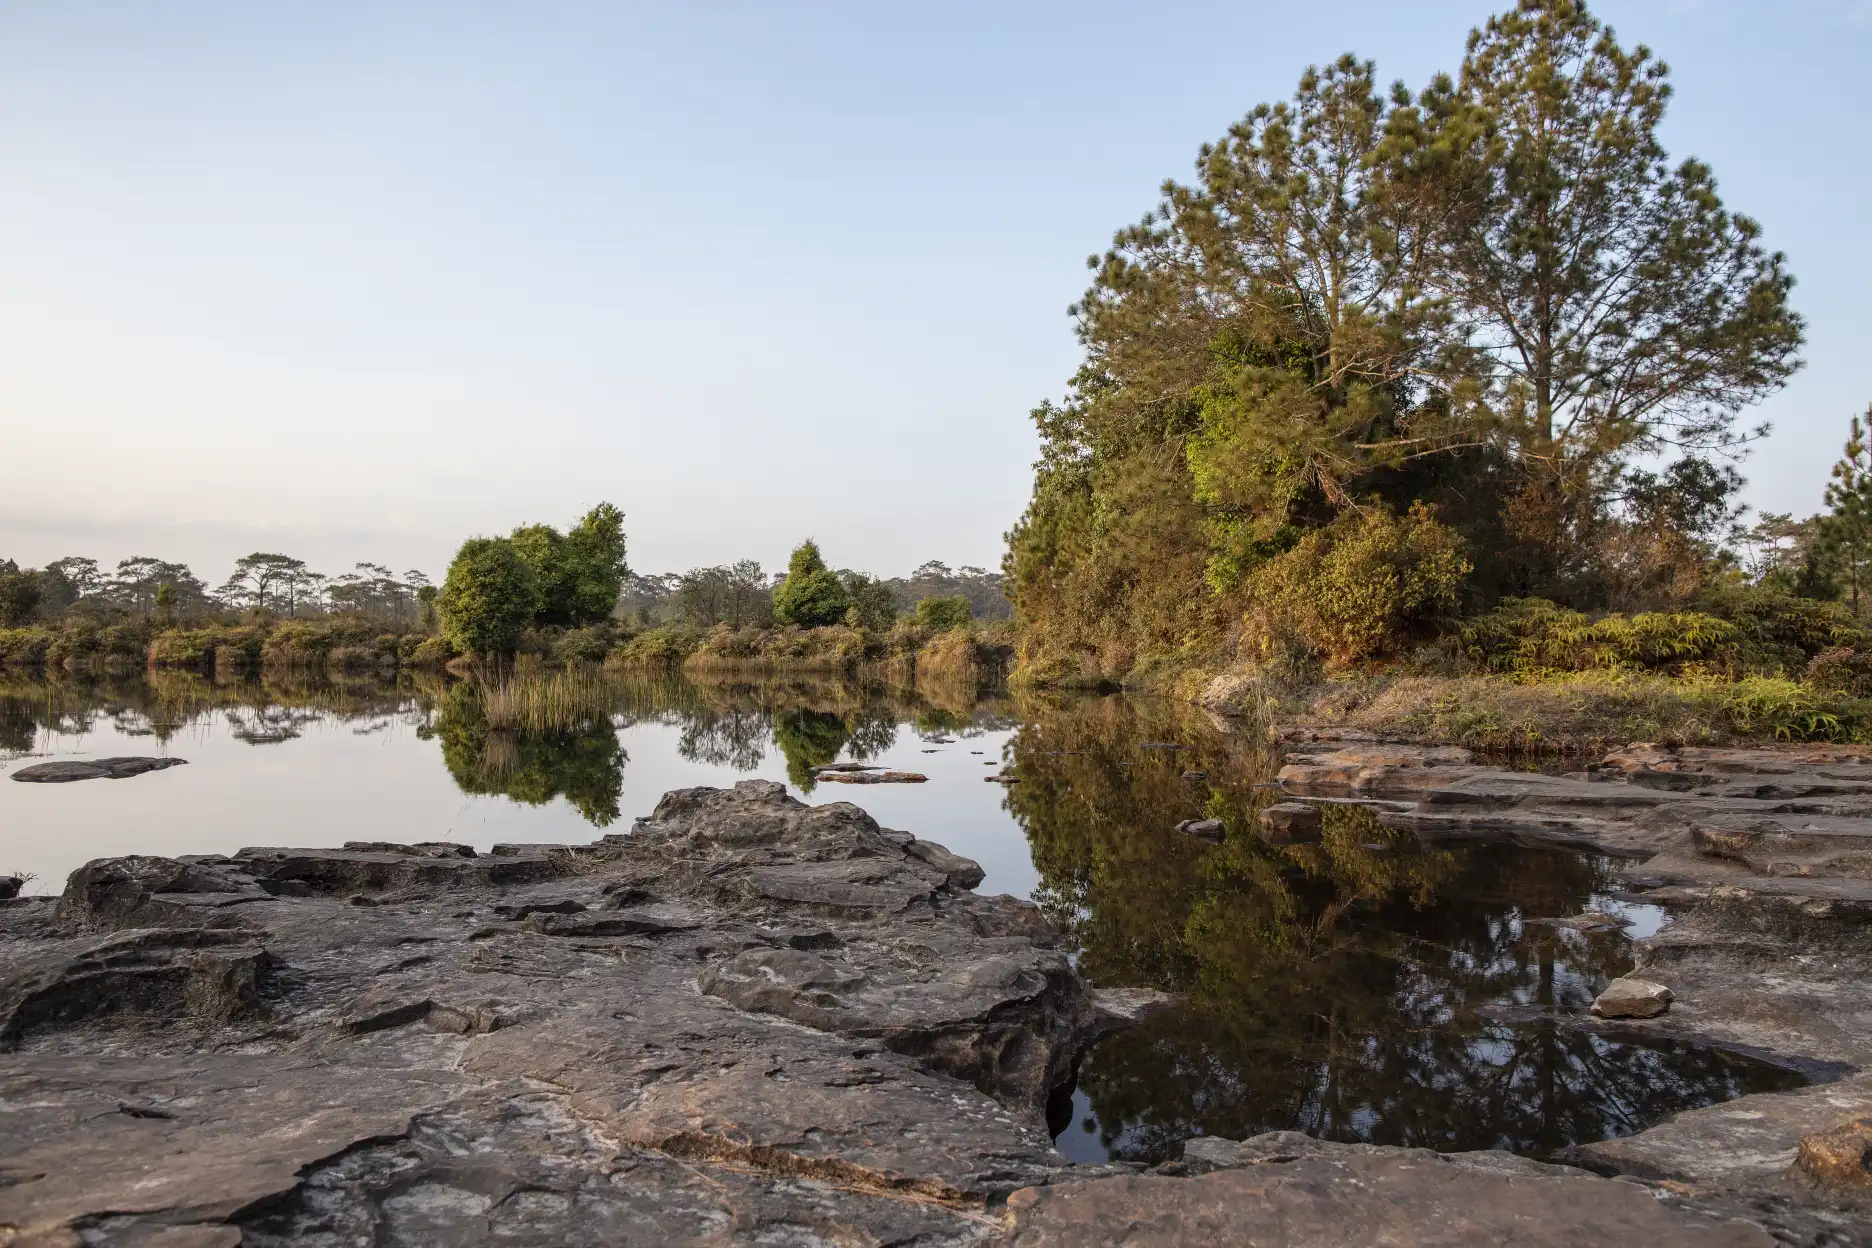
[{"x1": 2, "y1": 752, "x2": 1869, "y2": 1244}]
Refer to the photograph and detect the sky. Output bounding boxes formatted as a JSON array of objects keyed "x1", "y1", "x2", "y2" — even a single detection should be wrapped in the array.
[{"x1": 2, "y1": 1, "x2": 1868, "y2": 586}]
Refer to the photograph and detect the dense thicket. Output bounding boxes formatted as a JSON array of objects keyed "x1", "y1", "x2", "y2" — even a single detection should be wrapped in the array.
[{"x1": 1006, "y1": 0, "x2": 1802, "y2": 685}]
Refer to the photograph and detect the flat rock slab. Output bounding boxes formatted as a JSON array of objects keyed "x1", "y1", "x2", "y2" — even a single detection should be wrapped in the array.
[
  {"x1": 1008, "y1": 1146, "x2": 1775, "y2": 1247},
  {"x1": 1592, "y1": 976, "x2": 1673, "y2": 1018},
  {"x1": 10, "y1": 756, "x2": 187, "y2": 783},
  {"x1": 815, "y1": 770, "x2": 928, "y2": 784}
]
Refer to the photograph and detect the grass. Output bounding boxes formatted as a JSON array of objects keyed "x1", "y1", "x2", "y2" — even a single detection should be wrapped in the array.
[
  {"x1": 1271, "y1": 669, "x2": 1872, "y2": 754},
  {"x1": 477, "y1": 666, "x2": 617, "y2": 733}
]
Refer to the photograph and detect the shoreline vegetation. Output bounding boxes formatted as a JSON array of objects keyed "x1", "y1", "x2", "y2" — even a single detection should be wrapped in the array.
[{"x1": 996, "y1": 1, "x2": 1872, "y2": 754}]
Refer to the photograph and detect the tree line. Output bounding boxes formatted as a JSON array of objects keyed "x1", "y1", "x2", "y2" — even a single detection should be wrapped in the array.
[
  {"x1": 1007, "y1": 0, "x2": 1812, "y2": 678},
  {"x1": 0, "y1": 552, "x2": 435, "y2": 629},
  {"x1": 619, "y1": 556, "x2": 1009, "y2": 632}
]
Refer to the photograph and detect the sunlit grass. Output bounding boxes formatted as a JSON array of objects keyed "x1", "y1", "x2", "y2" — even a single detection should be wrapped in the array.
[{"x1": 477, "y1": 665, "x2": 616, "y2": 733}]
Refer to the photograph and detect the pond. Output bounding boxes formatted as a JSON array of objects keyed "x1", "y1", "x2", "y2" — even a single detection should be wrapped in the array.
[{"x1": 0, "y1": 670, "x2": 1804, "y2": 1163}]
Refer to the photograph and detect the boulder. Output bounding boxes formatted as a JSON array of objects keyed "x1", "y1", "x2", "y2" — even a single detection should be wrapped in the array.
[
  {"x1": 1591, "y1": 977, "x2": 1674, "y2": 1019},
  {"x1": 0, "y1": 877, "x2": 22, "y2": 901},
  {"x1": 1795, "y1": 1117, "x2": 1872, "y2": 1189}
]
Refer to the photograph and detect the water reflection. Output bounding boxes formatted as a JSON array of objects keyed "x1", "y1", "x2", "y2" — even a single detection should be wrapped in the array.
[
  {"x1": 1001, "y1": 695, "x2": 1804, "y2": 1162},
  {"x1": 0, "y1": 673, "x2": 1802, "y2": 1162}
]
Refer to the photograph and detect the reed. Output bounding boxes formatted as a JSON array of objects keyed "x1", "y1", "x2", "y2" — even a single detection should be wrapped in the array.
[{"x1": 477, "y1": 665, "x2": 616, "y2": 733}]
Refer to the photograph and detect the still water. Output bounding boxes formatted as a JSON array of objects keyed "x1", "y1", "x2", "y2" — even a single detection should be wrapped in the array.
[{"x1": 0, "y1": 671, "x2": 1803, "y2": 1163}]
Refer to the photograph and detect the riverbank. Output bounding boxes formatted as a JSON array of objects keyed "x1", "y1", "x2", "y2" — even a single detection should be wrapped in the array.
[{"x1": 5, "y1": 746, "x2": 1868, "y2": 1242}]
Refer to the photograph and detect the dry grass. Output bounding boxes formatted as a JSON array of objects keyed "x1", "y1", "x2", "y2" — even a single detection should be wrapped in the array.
[{"x1": 478, "y1": 666, "x2": 615, "y2": 733}]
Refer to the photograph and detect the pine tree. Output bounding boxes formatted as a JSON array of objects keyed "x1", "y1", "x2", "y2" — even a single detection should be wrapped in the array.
[{"x1": 1818, "y1": 409, "x2": 1872, "y2": 616}]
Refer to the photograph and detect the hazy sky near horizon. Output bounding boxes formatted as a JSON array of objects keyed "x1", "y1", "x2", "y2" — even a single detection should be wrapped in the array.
[{"x1": 3, "y1": 1, "x2": 1868, "y2": 585}]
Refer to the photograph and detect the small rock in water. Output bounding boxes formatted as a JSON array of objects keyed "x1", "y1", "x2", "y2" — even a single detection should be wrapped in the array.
[
  {"x1": 11, "y1": 757, "x2": 188, "y2": 783},
  {"x1": 1554, "y1": 910, "x2": 1633, "y2": 933},
  {"x1": 1591, "y1": 977, "x2": 1673, "y2": 1018},
  {"x1": 811, "y1": 763, "x2": 881, "y2": 774},
  {"x1": 1258, "y1": 802, "x2": 1323, "y2": 845},
  {"x1": 985, "y1": 773, "x2": 1021, "y2": 785},
  {"x1": 0, "y1": 876, "x2": 24, "y2": 900},
  {"x1": 1176, "y1": 818, "x2": 1225, "y2": 843},
  {"x1": 817, "y1": 770, "x2": 928, "y2": 785},
  {"x1": 1181, "y1": 770, "x2": 1208, "y2": 782}
]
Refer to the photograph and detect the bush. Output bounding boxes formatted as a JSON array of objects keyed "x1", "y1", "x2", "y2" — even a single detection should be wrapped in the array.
[
  {"x1": 0, "y1": 627, "x2": 52, "y2": 668},
  {"x1": 607, "y1": 627, "x2": 702, "y2": 667},
  {"x1": 772, "y1": 541, "x2": 849, "y2": 628},
  {"x1": 439, "y1": 537, "x2": 541, "y2": 658},
  {"x1": 1246, "y1": 505, "x2": 1471, "y2": 667},
  {"x1": 1452, "y1": 599, "x2": 1743, "y2": 677},
  {"x1": 913, "y1": 595, "x2": 972, "y2": 633},
  {"x1": 410, "y1": 635, "x2": 454, "y2": 668}
]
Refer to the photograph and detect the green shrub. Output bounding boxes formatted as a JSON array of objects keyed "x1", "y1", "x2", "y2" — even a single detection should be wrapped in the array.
[
  {"x1": 0, "y1": 627, "x2": 52, "y2": 668},
  {"x1": 1718, "y1": 677, "x2": 1871, "y2": 743},
  {"x1": 913, "y1": 595, "x2": 972, "y2": 633},
  {"x1": 439, "y1": 537, "x2": 541, "y2": 658},
  {"x1": 772, "y1": 541, "x2": 849, "y2": 628},
  {"x1": 607, "y1": 627, "x2": 701, "y2": 667},
  {"x1": 1452, "y1": 599, "x2": 1742, "y2": 676},
  {"x1": 1246, "y1": 505, "x2": 1471, "y2": 667},
  {"x1": 410, "y1": 635, "x2": 454, "y2": 667}
]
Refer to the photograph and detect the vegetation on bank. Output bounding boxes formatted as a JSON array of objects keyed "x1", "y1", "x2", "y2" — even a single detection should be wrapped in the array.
[{"x1": 999, "y1": 0, "x2": 1872, "y2": 746}]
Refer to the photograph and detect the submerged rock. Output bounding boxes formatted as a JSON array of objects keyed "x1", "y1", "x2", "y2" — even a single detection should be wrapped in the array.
[
  {"x1": 11, "y1": 756, "x2": 187, "y2": 783},
  {"x1": 1175, "y1": 817, "x2": 1225, "y2": 843},
  {"x1": 1258, "y1": 801, "x2": 1323, "y2": 845}
]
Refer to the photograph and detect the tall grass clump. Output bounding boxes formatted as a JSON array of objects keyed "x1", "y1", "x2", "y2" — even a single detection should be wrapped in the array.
[{"x1": 477, "y1": 666, "x2": 616, "y2": 733}]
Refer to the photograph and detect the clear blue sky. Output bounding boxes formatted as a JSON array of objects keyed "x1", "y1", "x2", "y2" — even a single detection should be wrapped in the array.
[{"x1": 2, "y1": 1, "x2": 1866, "y2": 584}]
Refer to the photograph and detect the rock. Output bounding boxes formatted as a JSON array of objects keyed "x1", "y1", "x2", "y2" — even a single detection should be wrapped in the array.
[
  {"x1": 1543, "y1": 909, "x2": 1633, "y2": 933},
  {"x1": 986, "y1": 772, "x2": 1021, "y2": 784},
  {"x1": 814, "y1": 770, "x2": 928, "y2": 784},
  {"x1": 1795, "y1": 1117, "x2": 1872, "y2": 1189},
  {"x1": 1175, "y1": 818, "x2": 1225, "y2": 843},
  {"x1": 1007, "y1": 1132, "x2": 1775, "y2": 1247},
  {"x1": 809, "y1": 762, "x2": 880, "y2": 773},
  {"x1": 0, "y1": 780, "x2": 1119, "y2": 1243},
  {"x1": 11, "y1": 756, "x2": 188, "y2": 783},
  {"x1": 1180, "y1": 769, "x2": 1207, "y2": 782},
  {"x1": 1258, "y1": 801, "x2": 1323, "y2": 845},
  {"x1": 0, "y1": 877, "x2": 22, "y2": 901},
  {"x1": 1591, "y1": 976, "x2": 1674, "y2": 1018}
]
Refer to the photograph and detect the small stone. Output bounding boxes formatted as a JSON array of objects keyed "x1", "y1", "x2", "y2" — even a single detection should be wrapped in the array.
[
  {"x1": 817, "y1": 770, "x2": 928, "y2": 784},
  {"x1": 1176, "y1": 818, "x2": 1225, "y2": 843},
  {"x1": 1181, "y1": 770, "x2": 1207, "y2": 782},
  {"x1": 1555, "y1": 910, "x2": 1633, "y2": 933},
  {"x1": 1258, "y1": 802, "x2": 1323, "y2": 845},
  {"x1": 1795, "y1": 1118, "x2": 1872, "y2": 1188},
  {"x1": 1591, "y1": 977, "x2": 1673, "y2": 1019},
  {"x1": 0, "y1": 876, "x2": 23, "y2": 900}
]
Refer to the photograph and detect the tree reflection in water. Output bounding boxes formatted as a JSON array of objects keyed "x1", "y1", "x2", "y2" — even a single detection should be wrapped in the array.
[{"x1": 1005, "y1": 694, "x2": 1805, "y2": 1163}]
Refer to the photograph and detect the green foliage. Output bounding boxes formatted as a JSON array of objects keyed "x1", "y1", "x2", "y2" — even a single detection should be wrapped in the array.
[
  {"x1": 1246, "y1": 506, "x2": 1471, "y2": 666},
  {"x1": 912, "y1": 595, "x2": 971, "y2": 633},
  {"x1": 0, "y1": 627, "x2": 53, "y2": 668},
  {"x1": 607, "y1": 627, "x2": 703, "y2": 667},
  {"x1": 677, "y1": 561, "x2": 771, "y2": 628},
  {"x1": 1816, "y1": 409, "x2": 1872, "y2": 615},
  {"x1": 0, "y1": 561, "x2": 43, "y2": 627},
  {"x1": 772, "y1": 541, "x2": 850, "y2": 628},
  {"x1": 510, "y1": 504, "x2": 629, "y2": 628},
  {"x1": 1009, "y1": 2, "x2": 1802, "y2": 684},
  {"x1": 840, "y1": 572, "x2": 899, "y2": 632},
  {"x1": 438, "y1": 538, "x2": 541, "y2": 658}
]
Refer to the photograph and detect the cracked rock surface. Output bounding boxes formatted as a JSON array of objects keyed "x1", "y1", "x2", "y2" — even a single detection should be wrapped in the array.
[{"x1": 3, "y1": 772, "x2": 1865, "y2": 1245}]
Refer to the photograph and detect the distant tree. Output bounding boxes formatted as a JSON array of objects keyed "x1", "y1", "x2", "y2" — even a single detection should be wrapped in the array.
[
  {"x1": 678, "y1": 560, "x2": 771, "y2": 627},
  {"x1": 1817, "y1": 410, "x2": 1872, "y2": 615},
  {"x1": 840, "y1": 571, "x2": 899, "y2": 633},
  {"x1": 771, "y1": 540, "x2": 850, "y2": 628},
  {"x1": 416, "y1": 584, "x2": 440, "y2": 631},
  {"x1": 563, "y1": 503, "x2": 628, "y2": 624},
  {"x1": 217, "y1": 553, "x2": 305, "y2": 614},
  {"x1": 914, "y1": 595, "x2": 972, "y2": 633},
  {"x1": 511, "y1": 503, "x2": 628, "y2": 627},
  {"x1": 114, "y1": 557, "x2": 210, "y2": 616},
  {"x1": 438, "y1": 537, "x2": 540, "y2": 657},
  {"x1": 0, "y1": 560, "x2": 42, "y2": 626},
  {"x1": 45, "y1": 557, "x2": 103, "y2": 600}
]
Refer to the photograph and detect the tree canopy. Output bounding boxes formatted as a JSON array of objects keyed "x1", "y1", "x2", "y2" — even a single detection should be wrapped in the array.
[{"x1": 772, "y1": 540, "x2": 850, "y2": 628}]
